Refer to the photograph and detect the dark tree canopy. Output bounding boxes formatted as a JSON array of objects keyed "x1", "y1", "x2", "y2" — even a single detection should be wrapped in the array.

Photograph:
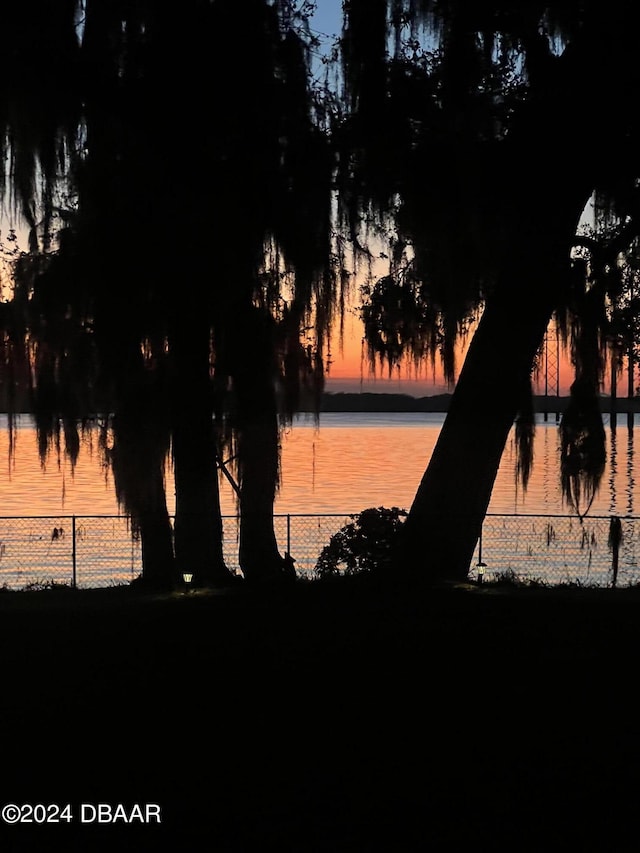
[
  {"x1": 0, "y1": 0, "x2": 343, "y2": 586},
  {"x1": 333, "y1": 0, "x2": 640, "y2": 520}
]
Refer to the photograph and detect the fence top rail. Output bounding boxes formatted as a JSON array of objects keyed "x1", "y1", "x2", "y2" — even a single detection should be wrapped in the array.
[
  {"x1": 1, "y1": 511, "x2": 639, "y2": 524},
  {"x1": 0, "y1": 511, "x2": 639, "y2": 521},
  {"x1": 0, "y1": 512, "x2": 360, "y2": 521},
  {"x1": 483, "y1": 512, "x2": 640, "y2": 521},
  {"x1": 0, "y1": 514, "x2": 131, "y2": 521}
]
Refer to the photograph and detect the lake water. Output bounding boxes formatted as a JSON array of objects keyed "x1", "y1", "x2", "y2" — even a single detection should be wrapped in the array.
[
  {"x1": 0, "y1": 412, "x2": 638, "y2": 588},
  {"x1": 1, "y1": 410, "x2": 638, "y2": 517},
  {"x1": 277, "y1": 412, "x2": 639, "y2": 518}
]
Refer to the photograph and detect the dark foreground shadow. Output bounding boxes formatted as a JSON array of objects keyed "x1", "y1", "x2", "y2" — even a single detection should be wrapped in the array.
[{"x1": 2, "y1": 581, "x2": 640, "y2": 851}]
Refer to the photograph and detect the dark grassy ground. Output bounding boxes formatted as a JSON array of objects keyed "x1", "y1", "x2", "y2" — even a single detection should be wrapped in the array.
[{"x1": 2, "y1": 577, "x2": 640, "y2": 851}]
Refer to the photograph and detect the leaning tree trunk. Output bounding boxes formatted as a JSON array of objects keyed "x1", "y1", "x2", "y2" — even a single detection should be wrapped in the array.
[
  {"x1": 388, "y1": 4, "x2": 639, "y2": 584},
  {"x1": 398, "y1": 286, "x2": 556, "y2": 580},
  {"x1": 398, "y1": 176, "x2": 592, "y2": 582}
]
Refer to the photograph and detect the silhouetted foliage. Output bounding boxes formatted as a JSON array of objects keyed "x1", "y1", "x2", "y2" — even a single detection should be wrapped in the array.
[
  {"x1": 314, "y1": 506, "x2": 407, "y2": 578},
  {"x1": 0, "y1": 0, "x2": 342, "y2": 587},
  {"x1": 560, "y1": 378, "x2": 606, "y2": 518},
  {"x1": 4, "y1": 1, "x2": 640, "y2": 589},
  {"x1": 332, "y1": 0, "x2": 640, "y2": 578}
]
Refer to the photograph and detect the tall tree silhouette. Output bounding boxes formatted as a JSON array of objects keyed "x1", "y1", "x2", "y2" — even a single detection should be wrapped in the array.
[
  {"x1": 9, "y1": 1, "x2": 638, "y2": 590},
  {"x1": 335, "y1": 1, "x2": 640, "y2": 580},
  {"x1": 0, "y1": 0, "x2": 337, "y2": 587}
]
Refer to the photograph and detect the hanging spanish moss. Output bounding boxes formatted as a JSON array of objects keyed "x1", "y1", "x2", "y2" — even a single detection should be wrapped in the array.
[
  {"x1": 560, "y1": 377, "x2": 606, "y2": 518},
  {"x1": 0, "y1": 0, "x2": 348, "y2": 585},
  {"x1": 515, "y1": 377, "x2": 535, "y2": 492},
  {"x1": 337, "y1": 2, "x2": 568, "y2": 402}
]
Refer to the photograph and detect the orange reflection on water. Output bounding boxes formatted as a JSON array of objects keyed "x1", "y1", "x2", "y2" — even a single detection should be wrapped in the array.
[
  {"x1": 276, "y1": 414, "x2": 437, "y2": 515},
  {"x1": 0, "y1": 413, "x2": 637, "y2": 521},
  {"x1": 278, "y1": 414, "x2": 639, "y2": 519},
  {"x1": 0, "y1": 418, "x2": 121, "y2": 517}
]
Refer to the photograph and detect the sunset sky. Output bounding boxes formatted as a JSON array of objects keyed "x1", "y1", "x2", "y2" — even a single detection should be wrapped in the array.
[{"x1": 324, "y1": 303, "x2": 581, "y2": 397}]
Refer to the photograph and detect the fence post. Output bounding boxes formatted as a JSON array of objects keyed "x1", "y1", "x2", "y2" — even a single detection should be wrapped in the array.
[
  {"x1": 609, "y1": 515, "x2": 622, "y2": 589},
  {"x1": 72, "y1": 515, "x2": 77, "y2": 589},
  {"x1": 475, "y1": 524, "x2": 487, "y2": 584},
  {"x1": 287, "y1": 514, "x2": 291, "y2": 555}
]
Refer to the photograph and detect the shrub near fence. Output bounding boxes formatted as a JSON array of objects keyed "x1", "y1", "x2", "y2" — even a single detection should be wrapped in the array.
[{"x1": 0, "y1": 512, "x2": 637, "y2": 591}]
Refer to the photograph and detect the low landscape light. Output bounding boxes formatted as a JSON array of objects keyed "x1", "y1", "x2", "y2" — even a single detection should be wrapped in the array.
[
  {"x1": 182, "y1": 572, "x2": 194, "y2": 593},
  {"x1": 476, "y1": 562, "x2": 486, "y2": 585}
]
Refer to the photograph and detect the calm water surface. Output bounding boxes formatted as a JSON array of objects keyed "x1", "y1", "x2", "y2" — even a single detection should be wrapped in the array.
[
  {"x1": 279, "y1": 412, "x2": 639, "y2": 519},
  {"x1": 0, "y1": 412, "x2": 637, "y2": 519}
]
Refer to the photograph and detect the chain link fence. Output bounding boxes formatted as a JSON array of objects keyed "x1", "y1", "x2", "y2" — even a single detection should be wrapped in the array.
[
  {"x1": 0, "y1": 516, "x2": 142, "y2": 590},
  {"x1": 0, "y1": 513, "x2": 356, "y2": 590},
  {"x1": 0, "y1": 512, "x2": 637, "y2": 590},
  {"x1": 470, "y1": 513, "x2": 640, "y2": 587}
]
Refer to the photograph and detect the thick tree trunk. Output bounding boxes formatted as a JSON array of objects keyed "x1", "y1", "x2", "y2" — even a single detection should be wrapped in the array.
[
  {"x1": 137, "y1": 499, "x2": 176, "y2": 589},
  {"x1": 171, "y1": 319, "x2": 233, "y2": 587},
  {"x1": 237, "y1": 409, "x2": 285, "y2": 583},
  {"x1": 232, "y1": 309, "x2": 287, "y2": 584},
  {"x1": 110, "y1": 414, "x2": 176, "y2": 590},
  {"x1": 172, "y1": 410, "x2": 232, "y2": 586},
  {"x1": 399, "y1": 290, "x2": 555, "y2": 580}
]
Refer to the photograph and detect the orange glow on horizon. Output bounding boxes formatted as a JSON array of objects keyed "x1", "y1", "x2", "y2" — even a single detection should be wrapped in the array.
[{"x1": 324, "y1": 309, "x2": 630, "y2": 399}]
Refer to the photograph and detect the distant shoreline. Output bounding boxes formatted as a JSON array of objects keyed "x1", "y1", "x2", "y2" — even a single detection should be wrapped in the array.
[
  {"x1": 2, "y1": 391, "x2": 639, "y2": 417},
  {"x1": 316, "y1": 391, "x2": 640, "y2": 414}
]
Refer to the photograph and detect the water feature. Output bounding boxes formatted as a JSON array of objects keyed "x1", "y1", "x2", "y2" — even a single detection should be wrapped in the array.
[{"x1": 0, "y1": 411, "x2": 637, "y2": 587}]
